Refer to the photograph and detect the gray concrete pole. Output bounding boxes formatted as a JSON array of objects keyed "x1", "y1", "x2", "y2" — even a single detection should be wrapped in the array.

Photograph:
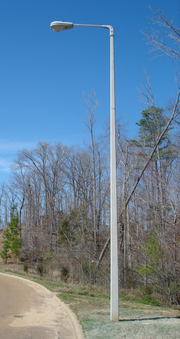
[{"x1": 109, "y1": 26, "x2": 119, "y2": 321}]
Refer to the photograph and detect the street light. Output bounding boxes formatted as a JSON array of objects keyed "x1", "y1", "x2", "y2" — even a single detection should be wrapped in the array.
[{"x1": 50, "y1": 20, "x2": 119, "y2": 321}]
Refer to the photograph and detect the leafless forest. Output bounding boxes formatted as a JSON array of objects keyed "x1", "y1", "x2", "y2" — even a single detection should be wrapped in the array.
[{"x1": 0, "y1": 7, "x2": 180, "y2": 304}]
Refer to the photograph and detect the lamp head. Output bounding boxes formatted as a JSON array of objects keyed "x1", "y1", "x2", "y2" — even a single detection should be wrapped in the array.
[{"x1": 50, "y1": 21, "x2": 74, "y2": 32}]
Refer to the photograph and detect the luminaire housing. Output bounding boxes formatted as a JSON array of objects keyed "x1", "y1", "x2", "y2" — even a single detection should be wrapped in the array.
[{"x1": 50, "y1": 21, "x2": 73, "y2": 32}]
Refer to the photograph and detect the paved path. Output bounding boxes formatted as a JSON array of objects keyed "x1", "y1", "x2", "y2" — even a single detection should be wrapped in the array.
[{"x1": 0, "y1": 273, "x2": 78, "y2": 339}]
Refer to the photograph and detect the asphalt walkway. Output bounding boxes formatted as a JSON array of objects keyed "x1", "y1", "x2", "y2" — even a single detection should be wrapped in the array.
[{"x1": 0, "y1": 273, "x2": 83, "y2": 339}]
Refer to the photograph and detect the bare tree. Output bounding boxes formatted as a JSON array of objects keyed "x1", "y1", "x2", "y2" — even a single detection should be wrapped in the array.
[
  {"x1": 141, "y1": 6, "x2": 180, "y2": 61},
  {"x1": 82, "y1": 90, "x2": 99, "y2": 255},
  {"x1": 97, "y1": 89, "x2": 180, "y2": 268}
]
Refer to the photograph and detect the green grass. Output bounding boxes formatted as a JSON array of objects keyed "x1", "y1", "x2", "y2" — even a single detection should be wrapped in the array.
[
  {"x1": 119, "y1": 293, "x2": 161, "y2": 306},
  {"x1": 58, "y1": 291, "x2": 109, "y2": 306},
  {"x1": 41, "y1": 280, "x2": 66, "y2": 288}
]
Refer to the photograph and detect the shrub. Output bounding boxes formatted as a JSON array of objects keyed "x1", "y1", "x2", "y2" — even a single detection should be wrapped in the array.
[
  {"x1": 37, "y1": 265, "x2": 43, "y2": 278},
  {"x1": 170, "y1": 281, "x2": 180, "y2": 305},
  {"x1": 23, "y1": 263, "x2": 28, "y2": 273},
  {"x1": 61, "y1": 267, "x2": 69, "y2": 282},
  {"x1": 139, "y1": 285, "x2": 154, "y2": 296}
]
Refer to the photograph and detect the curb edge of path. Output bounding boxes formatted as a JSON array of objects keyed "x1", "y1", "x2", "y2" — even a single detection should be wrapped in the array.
[
  {"x1": 0, "y1": 272, "x2": 84, "y2": 339},
  {"x1": 54, "y1": 295, "x2": 85, "y2": 339}
]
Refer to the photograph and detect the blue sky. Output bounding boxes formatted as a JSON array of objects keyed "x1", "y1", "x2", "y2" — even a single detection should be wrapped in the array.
[{"x1": 0, "y1": 0, "x2": 179, "y2": 182}]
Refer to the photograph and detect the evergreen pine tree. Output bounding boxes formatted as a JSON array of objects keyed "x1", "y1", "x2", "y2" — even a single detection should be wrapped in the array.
[
  {"x1": 0, "y1": 206, "x2": 21, "y2": 263},
  {"x1": 132, "y1": 105, "x2": 173, "y2": 160}
]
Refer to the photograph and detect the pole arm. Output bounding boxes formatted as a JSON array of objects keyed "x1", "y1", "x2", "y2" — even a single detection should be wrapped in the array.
[{"x1": 73, "y1": 23, "x2": 114, "y2": 36}]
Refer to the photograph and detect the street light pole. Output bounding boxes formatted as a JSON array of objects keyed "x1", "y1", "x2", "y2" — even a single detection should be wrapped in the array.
[
  {"x1": 50, "y1": 21, "x2": 119, "y2": 321},
  {"x1": 109, "y1": 26, "x2": 119, "y2": 322}
]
